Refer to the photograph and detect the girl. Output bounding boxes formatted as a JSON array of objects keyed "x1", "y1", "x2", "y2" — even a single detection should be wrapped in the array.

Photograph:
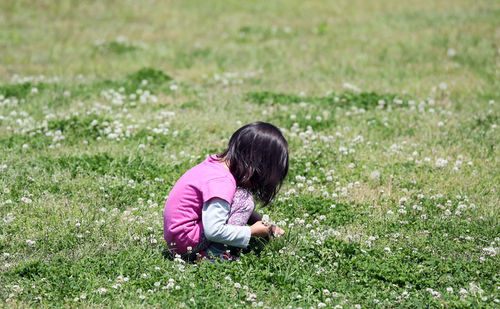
[{"x1": 163, "y1": 122, "x2": 288, "y2": 260}]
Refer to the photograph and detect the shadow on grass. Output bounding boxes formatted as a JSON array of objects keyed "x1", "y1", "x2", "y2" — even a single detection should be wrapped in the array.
[{"x1": 161, "y1": 237, "x2": 270, "y2": 264}]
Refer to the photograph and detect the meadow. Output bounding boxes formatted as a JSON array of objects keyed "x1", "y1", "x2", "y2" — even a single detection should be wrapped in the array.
[{"x1": 0, "y1": 0, "x2": 499, "y2": 307}]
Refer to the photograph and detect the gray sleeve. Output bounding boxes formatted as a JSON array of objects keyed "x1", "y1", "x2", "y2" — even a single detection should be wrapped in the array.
[{"x1": 202, "y1": 198, "x2": 251, "y2": 248}]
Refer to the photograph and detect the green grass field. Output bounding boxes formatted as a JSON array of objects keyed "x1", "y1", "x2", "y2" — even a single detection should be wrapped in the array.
[{"x1": 1, "y1": 0, "x2": 499, "y2": 307}]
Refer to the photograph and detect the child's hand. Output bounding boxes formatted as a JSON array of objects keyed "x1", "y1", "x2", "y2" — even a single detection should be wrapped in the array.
[
  {"x1": 271, "y1": 225, "x2": 286, "y2": 238},
  {"x1": 250, "y1": 221, "x2": 271, "y2": 238}
]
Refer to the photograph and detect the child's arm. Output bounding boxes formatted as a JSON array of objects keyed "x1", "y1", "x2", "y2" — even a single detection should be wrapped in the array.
[{"x1": 202, "y1": 198, "x2": 270, "y2": 247}]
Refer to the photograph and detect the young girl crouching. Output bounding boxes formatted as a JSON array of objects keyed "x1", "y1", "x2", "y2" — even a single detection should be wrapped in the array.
[{"x1": 163, "y1": 122, "x2": 288, "y2": 260}]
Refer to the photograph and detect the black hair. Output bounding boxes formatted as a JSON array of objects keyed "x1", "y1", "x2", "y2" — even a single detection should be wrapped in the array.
[{"x1": 218, "y1": 122, "x2": 289, "y2": 206}]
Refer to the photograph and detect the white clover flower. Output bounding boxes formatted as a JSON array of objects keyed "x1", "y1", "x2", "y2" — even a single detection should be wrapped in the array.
[
  {"x1": 447, "y1": 48, "x2": 456, "y2": 57},
  {"x1": 469, "y1": 282, "x2": 484, "y2": 296},
  {"x1": 436, "y1": 158, "x2": 448, "y2": 168},
  {"x1": 426, "y1": 288, "x2": 441, "y2": 298},
  {"x1": 10, "y1": 285, "x2": 22, "y2": 294},
  {"x1": 459, "y1": 288, "x2": 468, "y2": 298},
  {"x1": 370, "y1": 171, "x2": 380, "y2": 180},
  {"x1": 246, "y1": 293, "x2": 257, "y2": 301},
  {"x1": 97, "y1": 287, "x2": 107, "y2": 294},
  {"x1": 343, "y1": 82, "x2": 361, "y2": 93},
  {"x1": 482, "y1": 247, "x2": 498, "y2": 256},
  {"x1": 262, "y1": 215, "x2": 270, "y2": 225}
]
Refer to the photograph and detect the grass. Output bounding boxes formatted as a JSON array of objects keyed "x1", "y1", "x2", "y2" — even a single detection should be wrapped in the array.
[{"x1": 0, "y1": 0, "x2": 499, "y2": 307}]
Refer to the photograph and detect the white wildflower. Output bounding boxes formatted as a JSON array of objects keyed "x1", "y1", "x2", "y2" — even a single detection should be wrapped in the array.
[
  {"x1": 370, "y1": 171, "x2": 380, "y2": 180},
  {"x1": 97, "y1": 287, "x2": 107, "y2": 294},
  {"x1": 436, "y1": 158, "x2": 448, "y2": 168}
]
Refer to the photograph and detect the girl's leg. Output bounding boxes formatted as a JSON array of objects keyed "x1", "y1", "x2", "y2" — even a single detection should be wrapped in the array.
[{"x1": 247, "y1": 210, "x2": 262, "y2": 225}]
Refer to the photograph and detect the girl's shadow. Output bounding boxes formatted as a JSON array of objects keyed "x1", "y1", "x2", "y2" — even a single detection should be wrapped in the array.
[{"x1": 161, "y1": 237, "x2": 270, "y2": 264}]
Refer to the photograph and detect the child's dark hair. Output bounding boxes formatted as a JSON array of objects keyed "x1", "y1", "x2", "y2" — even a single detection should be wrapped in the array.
[{"x1": 218, "y1": 122, "x2": 289, "y2": 206}]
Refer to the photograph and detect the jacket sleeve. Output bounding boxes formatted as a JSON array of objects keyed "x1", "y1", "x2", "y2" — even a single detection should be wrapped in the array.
[{"x1": 202, "y1": 198, "x2": 251, "y2": 248}]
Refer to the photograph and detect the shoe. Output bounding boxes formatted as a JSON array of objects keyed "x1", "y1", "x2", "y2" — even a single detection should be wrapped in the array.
[{"x1": 196, "y1": 250, "x2": 238, "y2": 263}]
